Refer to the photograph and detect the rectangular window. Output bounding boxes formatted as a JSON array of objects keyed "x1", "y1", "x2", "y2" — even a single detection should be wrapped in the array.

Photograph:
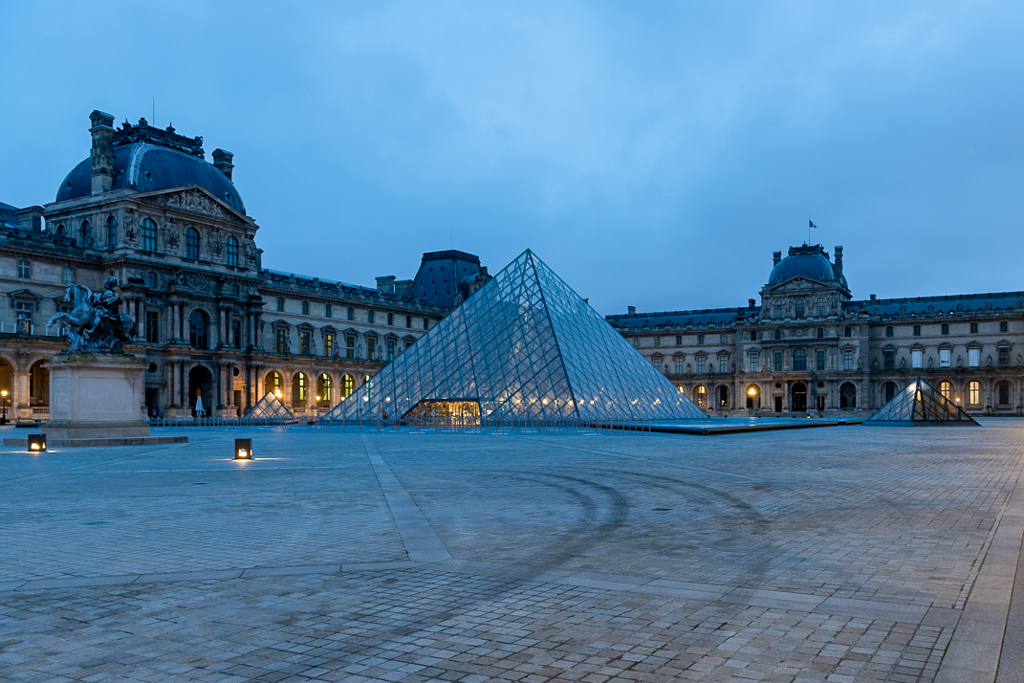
[
  {"x1": 774, "y1": 352, "x2": 783, "y2": 372},
  {"x1": 749, "y1": 330, "x2": 757, "y2": 341},
  {"x1": 386, "y1": 339, "x2": 395, "y2": 361},
  {"x1": 277, "y1": 297, "x2": 284, "y2": 312},
  {"x1": 719, "y1": 356, "x2": 728, "y2": 373},
  {"x1": 1001, "y1": 321, "x2": 1009, "y2": 333},
  {"x1": 941, "y1": 324, "x2": 949, "y2": 335},
  {"x1": 424, "y1": 318, "x2": 429, "y2": 330},
  {"x1": 676, "y1": 335, "x2": 683, "y2": 345},
  {"x1": 843, "y1": 349, "x2": 853, "y2": 371},
  {"x1": 346, "y1": 335, "x2": 355, "y2": 359},
  {"x1": 406, "y1": 315, "x2": 412, "y2": 328},
  {"x1": 968, "y1": 348, "x2": 980, "y2": 367},
  {"x1": 17, "y1": 260, "x2": 29, "y2": 278},
  {"x1": 324, "y1": 333, "x2": 334, "y2": 357},
  {"x1": 61, "y1": 266, "x2": 74, "y2": 283},
  {"x1": 697, "y1": 334, "x2": 704, "y2": 345},
  {"x1": 347, "y1": 307, "x2": 354, "y2": 321},
  {"x1": 748, "y1": 352, "x2": 758, "y2": 373},
  {"x1": 773, "y1": 304, "x2": 782, "y2": 319},
  {"x1": 697, "y1": 356, "x2": 706, "y2": 373},
  {"x1": 970, "y1": 322, "x2": 978, "y2": 334},
  {"x1": 720, "y1": 333, "x2": 728, "y2": 344},
  {"x1": 276, "y1": 328, "x2": 287, "y2": 354},
  {"x1": 913, "y1": 325, "x2": 921, "y2": 336},
  {"x1": 999, "y1": 346, "x2": 1010, "y2": 367},
  {"x1": 816, "y1": 300, "x2": 827, "y2": 317},
  {"x1": 300, "y1": 330, "x2": 311, "y2": 356},
  {"x1": 231, "y1": 319, "x2": 241, "y2": 348},
  {"x1": 654, "y1": 336, "x2": 661, "y2": 347},
  {"x1": 816, "y1": 349, "x2": 826, "y2": 370},
  {"x1": 387, "y1": 312, "x2": 393, "y2": 326},
  {"x1": 301, "y1": 301, "x2": 309, "y2": 315},
  {"x1": 795, "y1": 302, "x2": 805, "y2": 319},
  {"x1": 367, "y1": 337, "x2": 376, "y2": 359},
  {"x1": 145, "y1": 310, "x2": 159, "y2": 343},
  {"x1": 675, "y1": 357, "x2": 684, "y2": 374},
  {"x1": 883, "y1": 349, "x2": 895, "y2": 370},
  {"x1": 325, "y1": 304, "x2": 332, "y2": 318},
  {"x1": 911, "y1": 349, "x2": 923, "y2": 369},
  {"x1": 368, "y1": 310, "x2": 374, "y2": 324},
  {"x1": 793, "y1": 350, "x2": 807, "y2": 371},
  {"x1": 939, "y1": 348, "x2": 951, "y2": 367}
]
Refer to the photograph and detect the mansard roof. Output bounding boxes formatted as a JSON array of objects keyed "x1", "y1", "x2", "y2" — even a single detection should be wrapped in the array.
[
  {"x1": 607, "y1": 306, "x2": 756, "y2": 331},
  {"x1": 846, "y1": 292, "x2": 1024, "y2": 317}
]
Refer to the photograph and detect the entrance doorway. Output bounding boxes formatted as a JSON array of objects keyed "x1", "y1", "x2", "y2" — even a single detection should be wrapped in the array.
[
  {"x1": 774, "y1": 395, "x2": 783, "y2": 413},
  {"x1": 816, "y1": 394, "x2": 825, "y2": 411},
  {"x1": 145, "y1": 388, "x2": 159, "y2": 417},
  {"x1": 791, "y1": 382, "x2": 808, "y2": 412},
  {"x1": 187, "y1": 366, "x2": 213, "y2": 416}
]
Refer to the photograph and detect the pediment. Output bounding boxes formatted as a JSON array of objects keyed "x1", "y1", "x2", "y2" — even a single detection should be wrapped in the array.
[
  {"x1": 137, "y1": 186, "x2": 249, "y2": 223},
  {"x1": 763, "y1": 277, "x2": 836, "y2": 294}
]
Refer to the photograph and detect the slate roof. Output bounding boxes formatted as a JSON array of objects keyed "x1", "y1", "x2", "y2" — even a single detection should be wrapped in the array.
[{"x1": 410, "y1": 250, "x2": 482, "y2": 308}]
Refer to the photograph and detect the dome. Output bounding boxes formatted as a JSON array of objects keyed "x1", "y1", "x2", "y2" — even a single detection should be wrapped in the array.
[
  {"x1": 768, "y1": 244, "x2": 847, "y2": 288},
  {"x1": 56, "y1": 142, "x2": 245, "y2": 214}
]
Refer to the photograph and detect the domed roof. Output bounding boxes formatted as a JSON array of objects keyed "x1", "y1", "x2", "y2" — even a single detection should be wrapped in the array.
[
  {"x1": 768, "y1": 244, "x2": 847, "y2": 288},
  {"x1": 56, "y1": 121, "x2": 244, "y2": 214}
]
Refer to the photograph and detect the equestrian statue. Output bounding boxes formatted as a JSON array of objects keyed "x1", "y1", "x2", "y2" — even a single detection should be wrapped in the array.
[{"x1": 46, "y1": 276, "x2": 136, "y2": 353}]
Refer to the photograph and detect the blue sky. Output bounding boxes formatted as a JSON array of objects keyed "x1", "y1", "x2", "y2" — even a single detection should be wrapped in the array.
[{"x1": 1, "y1": 1, "x2": 1021, "y2": 314}]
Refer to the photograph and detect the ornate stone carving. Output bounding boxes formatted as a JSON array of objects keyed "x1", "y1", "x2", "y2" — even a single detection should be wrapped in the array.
[
  {"x1": 165, "y1": 189, "x2": 233, "y2": 218},
  {"x1": 210, "y1": 228, "x2": 224, "y2": 257},
  {"x1": 163, "y1": 220, "x2": 180, "y2": 251},
  {"x1": 243, "y1": 238, "x2": 256, "y2": 264},
  {"x1": 124, "y1": 210, "x2": 136, "y2": 241}
]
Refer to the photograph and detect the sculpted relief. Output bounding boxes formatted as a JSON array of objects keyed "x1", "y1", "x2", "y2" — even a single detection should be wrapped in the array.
[{"x1": 165, "y1": 189, "x2": 233, "y2": 219}]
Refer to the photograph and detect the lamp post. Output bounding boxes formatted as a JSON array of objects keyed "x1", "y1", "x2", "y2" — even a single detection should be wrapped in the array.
[{"x1": 1, "y1": 389, "x2": 8, "y2": 425}]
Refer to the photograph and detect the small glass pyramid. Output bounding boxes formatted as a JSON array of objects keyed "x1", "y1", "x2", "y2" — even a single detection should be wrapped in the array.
[
  {"x1": 245, "y1": 392, "x2": 298, "y2": 421},
  {"x1": 866, "y1": 377, "x2": 979, "y2": 424},
  {"x1": 323, "y1": 249, "x2": 707, "y2": 423}
]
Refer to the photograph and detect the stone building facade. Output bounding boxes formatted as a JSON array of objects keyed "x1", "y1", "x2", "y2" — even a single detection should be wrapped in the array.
[
  {"x1": 608, "y1": 244, "x2": 1024, "y2": 417},
  {"x1": 0, "y1": 111, "x2": 487, "y2": 421}
]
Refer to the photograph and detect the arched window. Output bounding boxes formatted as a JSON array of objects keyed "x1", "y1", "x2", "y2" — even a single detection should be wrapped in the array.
[
  {"x1": 939, "y1": 381, "x2": 952, "y2": 400},
  {"x1": 884, "y1": 382, "x2": 897, "y2": 403},
  {"x1": 968, "y1": 381, "x2": 980, "y2": 406},
  {"x1": 264, "y1": 371, "x2": 283, "y2": 397},
  {"x1": 997, "y1": 381, "x2": 1011, "y2": 406},
  {"x1": 188, "y1": 309, "x2": 209, "y2": 350},
  {"x1": 792, "y1": 348, "x2": 807, "y2": 371},
  {"x1": 106, "y1": 215, "x2": 117, "y2": 249},
  {"x1": 342, "y1": 374, "x2": 354, "y2": 398},
  {"x1": 226, "y1": 236, "x2": 239, "y2": 266},
  {"x1": 81, "y1": 219, "x2": 91, "y2": 245},
  {"x1": 141, "y1": 218, "x2": 157, "y2": 251},
  {"x1": 840, "y1": 382, "x2": 856, "y2": 409},
  {"x1": 718, "y1": 385, "x2": 729, "y2": 407},
  {"x1": 293, "y1": 373, "x2": 307, "y2": 404},
  {"x1": 694, "y1": 385, "x2": 707, "y2": 408},
  {"x1": 317, "y1": 374, "x2": 332, "y2": 403},
  {"x1": 56, "y1": 223, "x2": 67, "y2": 237},
  {"x1": 745, "y1": 384, "x2": 760, "y2": 410},
  {"x1": 185, "y1": 227, "x2": 200, "y2": 259}
]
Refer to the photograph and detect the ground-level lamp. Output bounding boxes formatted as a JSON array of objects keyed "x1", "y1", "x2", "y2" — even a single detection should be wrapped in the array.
[
  {"x1": 234, "y1": 438, "x2": 253, "y2": 460},
  {"x1": 28, "y1": 434, "x2": 46, "y2": 452}
]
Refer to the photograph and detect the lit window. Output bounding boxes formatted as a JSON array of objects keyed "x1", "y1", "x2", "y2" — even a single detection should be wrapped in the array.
[
  {"x1": 185, "y1": 227, "x2": 200, "y2": 259},
  {"x1": 968, "y1": 348, "x2": 980, "y2": 367},
  {"x1": 276, "y1": 328, "x2": 288, "y2": 354},
  {"x1": 300, "y1": 330, "x2": 311, "y2": 355},
  {"x1": 718, "y1": 385, "x2": 729, "y2": 407},
  {"x1": 342, "y1": 375, "x2": 354, "y2": 397},
  {"x1": 911, "y1": 349, "x2": 923, "y2": 369},
  {"x1": 324, "y1": 333, "x2": 334, "y2": 356},
  {"x1": 939, "y1": 381, "x2": 952, "y2": 399},
  {"x1": 226, "y1": 236, "x2": 239, "y2": 266},
  {"x1": 654, "y1": 336, "x2": 661, "y2": 347},
  {"x1": 939, "y1": 348, "x2": 951, "y2": 367},
  {"x1": 141, "y1": 218, "x2": 156, "y2": 251},
  {"x1": 695, "y1": 385, "x2": 707, "y2": 408},
  {"x1": 968, "y1": 381, "x2": 980, "y2": 405}
]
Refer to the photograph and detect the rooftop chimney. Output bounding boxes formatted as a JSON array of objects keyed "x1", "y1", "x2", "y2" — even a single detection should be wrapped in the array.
[
  {"x1": 88, "y1": 110, "x2": 115, "y2": 195},
  {"x1": 870, "y1": 294, "x2": 877, "y2": 301},
  {"x1": 212, "y1": 149, "x2": 234, "y2": 181},
  {"x1": 376, "y1": 275, "x2": 396, "y2": 294},
  {"x1": 627, "y1": 306, "x2": 636, "y2": 315},
  {"x1": 773, "y1": 250, "x2": 782, "y2": 266}
]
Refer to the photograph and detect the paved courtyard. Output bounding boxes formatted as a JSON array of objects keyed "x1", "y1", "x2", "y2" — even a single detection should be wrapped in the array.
[{"x1": 2, "y1": 420, "x2": 1024, "y2": 682}]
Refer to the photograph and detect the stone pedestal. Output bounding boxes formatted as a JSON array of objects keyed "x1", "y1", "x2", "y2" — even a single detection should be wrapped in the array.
[{"x1": 44, "y1": 352, "x2": 150, "y2": 439}]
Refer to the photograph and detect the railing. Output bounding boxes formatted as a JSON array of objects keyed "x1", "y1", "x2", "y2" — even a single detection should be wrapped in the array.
[
  {"x1": 319, "y1": 414, "x2": 658, "y2": 435},
  {"x1": 149, "y1": 415, "x2": 300, "y2": 429}
]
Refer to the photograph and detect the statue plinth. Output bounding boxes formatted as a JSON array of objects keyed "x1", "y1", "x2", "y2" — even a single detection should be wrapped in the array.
[{"x1": 44, "y1": 352, "x2": 150, "y2": 439}]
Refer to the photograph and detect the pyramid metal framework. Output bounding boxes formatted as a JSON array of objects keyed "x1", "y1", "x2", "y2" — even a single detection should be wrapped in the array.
[
  {"x1": 245, "y1": 391, "x2": 298, "y2": 421},
  {"x1": 323, "y1": 249, "x2": 707, "y2": 423},
  {"x1": 866, "y1": 377, "x2": 979, "y2": 424}
]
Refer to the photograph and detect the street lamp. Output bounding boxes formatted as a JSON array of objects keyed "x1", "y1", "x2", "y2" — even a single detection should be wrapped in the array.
[{"x1": 1, "y1": 389, "x2": 8, "y2": 425}]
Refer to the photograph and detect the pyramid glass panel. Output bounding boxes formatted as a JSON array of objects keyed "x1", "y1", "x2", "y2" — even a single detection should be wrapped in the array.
[
  {"x1": 322, "y1": 249, "x2": 707, "y2": 423},
  {"x1": 245, "y1": 391, "x2": 297, "y2": 421},
  {"x1": 866, "y1": 377, "x2": 979, "y2": 424}
]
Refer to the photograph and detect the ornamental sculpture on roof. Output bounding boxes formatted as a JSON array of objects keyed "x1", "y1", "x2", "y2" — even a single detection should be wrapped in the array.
[{"x1": 46, "y1": 277, "x2": 136, "y2": 353}]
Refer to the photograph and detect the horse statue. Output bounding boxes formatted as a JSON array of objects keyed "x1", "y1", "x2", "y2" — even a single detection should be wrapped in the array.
[{"x1": 46, "y1": 278, "x2": 136, "y2": 353}]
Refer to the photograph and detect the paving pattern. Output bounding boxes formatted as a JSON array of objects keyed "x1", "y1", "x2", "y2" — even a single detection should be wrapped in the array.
[{"x1": 2, "y1": 420, "x2": 1023, "y2": 682}]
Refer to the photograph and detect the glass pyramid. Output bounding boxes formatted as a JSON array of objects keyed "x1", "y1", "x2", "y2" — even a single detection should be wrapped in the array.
[
  {"x1": 323, "y1": 249, "x2": 707, "y2": 423},
  {"x1": 866, "y1": 377, "x2": 979, "y2": 424},
  {"x1": 245, "y1": 391, "x2": 298, "y2": 421}
]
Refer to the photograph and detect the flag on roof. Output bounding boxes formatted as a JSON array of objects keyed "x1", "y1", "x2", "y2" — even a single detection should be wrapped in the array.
[{"x1": 809, "y1": 219, "x2": 818, "y2": 229}]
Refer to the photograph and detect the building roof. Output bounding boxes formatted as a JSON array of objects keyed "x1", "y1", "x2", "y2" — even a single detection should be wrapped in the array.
[
  {"x1": 55, "y1": 119, "x2": 245, "y2": 214},
  {"x1": 768, "y1": 244, "x2": 847, "y2": 288},
  {"x1": 607, "y1": 306, "x2": 755, "y2": 330},
  {"x1": 0, "y1": 201, "x2": 18, "y2": 229},
  {"x1": 411, "y1": 250, "x2": 482, "y2": 308},
  {"x1": 845, "y1": 291, "x2": 1024, "y2": 317}
]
